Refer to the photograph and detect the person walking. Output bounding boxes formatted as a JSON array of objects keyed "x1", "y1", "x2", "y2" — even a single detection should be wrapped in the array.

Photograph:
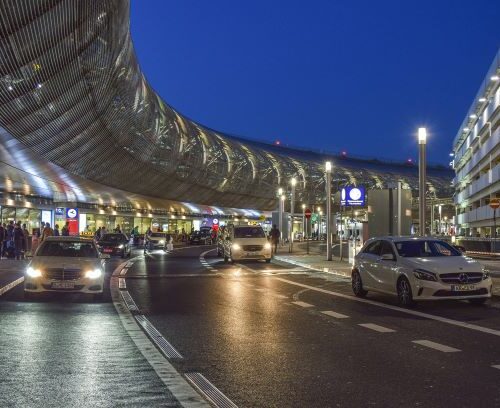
[
  {"x1": 22, "y1": 223, "x2": 30, "y2": 257},
  {"x1": 0, "y1": 223, "x2": 5, "y2": 259},
  {"x1": 270, "y1": 224, "x2": 280, "y2": 255},
  {"x1": 100, "y1": 226, "x2": 107, "y2": 239},
  {"x1": 13, "y1": 222, "x2": 25, "y2": 260},
  {"x1": 41, "y1": 223, "x2": 54, "y2": 242},
  {"x1": 61, "y1": 222, "x2": 70, "y2": 236},
  {"x1": 54, "y1": 224, "x2": 60, "y2": 236}
]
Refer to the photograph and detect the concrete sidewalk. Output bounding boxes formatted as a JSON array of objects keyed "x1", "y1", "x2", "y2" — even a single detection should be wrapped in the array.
[{"x1": 273, "y1": 251, "x2": 352, "y2": 278}]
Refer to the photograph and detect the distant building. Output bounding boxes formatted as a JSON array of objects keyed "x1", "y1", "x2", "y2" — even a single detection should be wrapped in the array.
[{"x1": 453, "y1": 49, "x2": 500, "y2": 237}]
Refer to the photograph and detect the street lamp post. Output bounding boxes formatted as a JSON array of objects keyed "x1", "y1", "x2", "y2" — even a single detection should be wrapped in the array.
[
  {"x1": 289, "y1": 178, "x2": 296, "y2": 253},
  {"x1": 302, "y1": 204, "x2": 306, "y2": 240},
  {"x1": 325, "y1": 161, "x2": 332, "y2": 261},
  {"x1": 418, "y1": 127, "x2": 427, "y2": 236},
  {"x1": 317, "y1": 206, "x2": 321, "y2": 240},
  {"x1": 278, "y1": 187, "x2": 283, "y2": 246},
  {"x1": 438, "y1": 204, "x2": 442, "y2": 235}
]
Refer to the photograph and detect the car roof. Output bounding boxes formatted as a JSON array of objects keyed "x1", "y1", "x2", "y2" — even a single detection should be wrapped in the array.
[
  {"x1": 44, "y1": 236, "x2": 94, "y2": 242},
  {"x1": 365, "y1": 236, "x2": 448, "y2": 243}
]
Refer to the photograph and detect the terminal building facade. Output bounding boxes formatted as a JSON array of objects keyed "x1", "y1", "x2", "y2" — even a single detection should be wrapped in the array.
[
  {"x1": 453, "y1": 50, "x2": 500, "y2": 238},
  {"x1": 0, "y1": 0, "x2": 453, "y2": 236}
]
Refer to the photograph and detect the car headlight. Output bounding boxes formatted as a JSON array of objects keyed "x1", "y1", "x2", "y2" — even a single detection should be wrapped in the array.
[
  {"x1": 118, "y1": 244, "x2": 124, "y2": 249},
  {"x1": 482, "y1": 270, "x2": 490, "y2": 280},
  {"x1": 264, "y1": 242, "x2": 271, "y2": 250},
  {"x1": 85, "y1": 269, "x2": 102, "y2": 279},
  {"x1": 26, "y1": 267, "x2": 42, "y2": 278},
  {"x1": 232, "y1": 243, "x2": 241, "y2": 250},
  {"x1": 159, "y1": 240, "x2": 165, "y2": 245},
  {"x1": 413, "y1": 268, "x2": 437, "y2": 282}
]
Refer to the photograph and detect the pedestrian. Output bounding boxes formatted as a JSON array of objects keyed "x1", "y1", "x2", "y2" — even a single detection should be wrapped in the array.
[
  {"x1": 41, "y1": 222, "x2": 54, "y2": 241},
  {"x1": 54, "y1": 224, "x2": 60, "y2": 236},
  {"x1": 115, "y1": 224, "x2": 122, "y2": 234},
  {"x1": 13, "y1": 222, "x2": 24, "y2": 260},
  {"x1": 270, "y1": 224, "x2": 280, "y2": 254},
  {"x1": 94, "y1": 227, "x2": 101, "y2": 240},
  {"x1": 0, "y1": 223, "x2": 5, "y2": 259},
  {"x1": 22, "y1": 223, "x2": 30, "y2": 257},
  {"x1": 100, "y1": 226, "x2": 107, "y2": 239},
  {"x1": 61, "y1": 222, "x2": 70, "y2": 236}
]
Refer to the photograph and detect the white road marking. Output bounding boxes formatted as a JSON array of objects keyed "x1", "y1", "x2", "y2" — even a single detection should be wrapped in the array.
[
  {"x1": 0, "y1": 276, "x2": 24, "y2": 296},
  {"x1": 321, "y1": 310, "x2": 349, "y2": 319},
  {"x1": 359, "y1": 323, "x2": 395, "y2": 333},
  {"x1": 118, "y1": 278, "x2": 126, "y2": 289},
  {"x1": 110, "y1": 262, "x2": 209, "y2": 407},
  {"x1": 412, "y1": 340, "x2": 461, "y2": 353},
  {"x1": 185, "y1": 372, "x2": 238, "y2": 408},
  {"x1": 492, "y1": 365, "x2": 500, "y2": 370},
  {"x1": 275, "y1": 277, "x2": 500, "y2": 338},
  {"x1": 119, "y1": 268, "x2": 128, "y2": 276},
  {"x1": 292, "y1": 301, "x2": 314, "y2": 308}
]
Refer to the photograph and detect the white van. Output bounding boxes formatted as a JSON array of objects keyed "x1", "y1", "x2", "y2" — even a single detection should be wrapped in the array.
[{"x1": 223, "y1": 225, "x2": 272, "y2": 263}]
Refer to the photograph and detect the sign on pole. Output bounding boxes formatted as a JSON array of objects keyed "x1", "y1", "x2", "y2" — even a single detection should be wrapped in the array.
[
  {"x1": 305, "y1": 208, "x2": 312, "y2": 219},
  {"x1": 489, "y1": 198, "x2": 500, "y2": 209}
]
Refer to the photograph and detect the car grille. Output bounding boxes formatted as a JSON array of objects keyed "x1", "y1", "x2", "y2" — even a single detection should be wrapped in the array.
[
  {"x1": 242, "y1": 245, "x2": 264, "y2": 251},
  {"x1": 44, "y1": 268, "x2": 83, "y2": 280},
  {"x1": 433, "y1": 288, "x2": 488, "y2": 297},
  {"x1": 439, "y1": 272, "x2": 483, "y2": 284}
]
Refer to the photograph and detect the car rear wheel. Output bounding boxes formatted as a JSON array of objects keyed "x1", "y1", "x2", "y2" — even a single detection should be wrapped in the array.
[
  {"x1": 397, "y1": 277, "x2": 414, "y2": 306},
  {"x1": 352, "y1": 270, "x2": 367, "y2": 297},
  {"x1": 468, "y1": 298, "x2": 487, "y2": 305}
]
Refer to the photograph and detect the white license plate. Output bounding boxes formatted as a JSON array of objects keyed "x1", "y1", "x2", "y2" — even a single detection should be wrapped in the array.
[
  {"x1": 51, "y1": 281, "x2": 75, "y2": 289},
  {"x1": 451, "y1": 284, "x2": 475, "y2": 291}
]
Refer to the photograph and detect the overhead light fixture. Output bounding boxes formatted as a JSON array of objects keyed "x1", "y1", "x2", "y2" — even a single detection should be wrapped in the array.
[
  {"x1": 469, "y1": 114, "x2": 477, "y2": 119},
  {"x1": 449, "y1": 153, "x2": 454, "y2": 157},
  {"x1": 478, "y1": 97, "x2": 487, "y2": 103},
  {"x1": 491, "y1": 75, "x2": 499, "y2": 81},
  {"x1": 463, "y1": 127, "x2": 470, "y2": 132}
]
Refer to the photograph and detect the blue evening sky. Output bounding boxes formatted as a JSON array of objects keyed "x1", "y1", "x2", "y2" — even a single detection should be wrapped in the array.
[{"x1": 130, "y1": 1, "x2": 499, "y2": 164}]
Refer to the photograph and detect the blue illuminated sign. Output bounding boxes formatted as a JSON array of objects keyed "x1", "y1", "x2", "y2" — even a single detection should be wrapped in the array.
[
  {"x1": 341, "y1": 186, "x2": 366, "y2": 206},
  {"x1": 55, "y1": 207, "x2": 64, "y2": 215},
  {"x1": 66, "y1": 208, "x2": 78, "y2": 219}
]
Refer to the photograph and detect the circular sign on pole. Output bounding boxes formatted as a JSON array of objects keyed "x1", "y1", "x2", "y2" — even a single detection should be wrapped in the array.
[
  {"x1": 490, "y1": 199, "x2": 500, "y2": 209},
  {"x1": 305, "y1": 208, "x2": 312, "y2": 219}
]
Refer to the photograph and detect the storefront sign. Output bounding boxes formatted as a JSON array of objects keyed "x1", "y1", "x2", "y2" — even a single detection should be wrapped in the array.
[
  {"x1": 213, "y1": 218, "x2": 219, "y2": 225},
  {"x1": 341, "y1": 186, "x2": 366, "y2": 206},
  {"x1": 66, "y1": 208, "x2": 78, "y2": 219},
  {"x1": 65, "y1": 208, "x2": 79, "y2": 235},
  {"x1": 55, "y1": 207, "x2": 64, "y2": 216}
]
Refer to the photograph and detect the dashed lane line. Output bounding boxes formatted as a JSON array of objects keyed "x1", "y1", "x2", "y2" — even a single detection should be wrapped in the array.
[
  {"x1": 200, "y1": 248, "x2": 218, "y2": 272},
  {"x1": 275, "y1": 277, "x2": 500, "y2": 338},
  {"x1": 321, "y1": 310, "x2": 349, "y2": 319},
  {"x1": 0, "y1": 276, "x2": 24, "y2": 296},
  {"x1": 412, "y1": 340, "x2": 461, "y2": 353},
  {"x1": 359, "y1": 323, "x2": 396, "y2": 333},
  {"x1": 292, "y1": 301, "x2": 314, "y2": 308}
]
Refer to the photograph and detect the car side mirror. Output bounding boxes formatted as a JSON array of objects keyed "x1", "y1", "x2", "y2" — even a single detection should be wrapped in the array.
[
  {"x1": 380, "y1": 253, "x2": 395, "y2": 261},
  {"x1": 99, "y1": 254, "x2": 111, "y2": 259}
]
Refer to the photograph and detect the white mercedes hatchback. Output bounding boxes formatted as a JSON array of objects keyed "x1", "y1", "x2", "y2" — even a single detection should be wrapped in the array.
[
  {"x1": 352, "y1": 237, "x2": 492, "y2": 306},
  {"x1": 24, "y1": 236, "x2": 109, "y2": 301}
]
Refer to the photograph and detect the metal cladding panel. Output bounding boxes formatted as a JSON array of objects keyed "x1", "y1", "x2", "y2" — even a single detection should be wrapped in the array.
[{"x1": 0, "y1": 1, "x2": 454, "y2": 210}]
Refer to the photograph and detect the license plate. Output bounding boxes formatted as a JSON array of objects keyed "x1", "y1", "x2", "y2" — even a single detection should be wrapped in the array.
[
  {"x1": 103, "y1": 248, "x2": 113, "y2": 253},
  {"x1": 451, "y1": 284, "x2": 475, "y2": 291},
  {"x1": 52, "y1": 281, "x2": 75, "y2": 289}
]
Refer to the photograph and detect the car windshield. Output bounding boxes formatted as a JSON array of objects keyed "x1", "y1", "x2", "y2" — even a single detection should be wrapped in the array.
[
  {"x1": 395, "y1": 240, "x2": 461, "y2": 257},
  {"x1": 101, "y1": 234, "x2": 125, "y2": 242},
  {"x1": 150, "y1": 233, "x2": 165, "y2": 237},
  {"x1": 234, "y1": 227, "x2": 265, "y2": 238},
  {"x1": 37, "y1": 241, "x2": 97, "y2": 258}
]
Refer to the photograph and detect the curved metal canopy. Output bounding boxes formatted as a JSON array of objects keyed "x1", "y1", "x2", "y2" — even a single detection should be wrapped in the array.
[{"x1": 0, "y1": 0, "x2": 453, "y2": 211}]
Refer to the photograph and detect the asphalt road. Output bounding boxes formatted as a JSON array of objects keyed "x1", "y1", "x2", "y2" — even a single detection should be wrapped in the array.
[
  {"x1": 125, "y1": 245, "x2": 500, "y2": 407},
  {"x1": 1, "y1": 246, "x2": 500, "y2": 407}
]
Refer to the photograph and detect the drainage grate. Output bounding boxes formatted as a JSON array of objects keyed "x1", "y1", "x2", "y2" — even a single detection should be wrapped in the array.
[
  {"x1": 120, "y1": 290, "x2": 139, "y2": 312},
  {"x1": 118, "y1": 278, "x2": 126, "y2": 289},
  {"x1": 135, "y1": 314, "x2": 183, "y2": 359},
  {"x1": 185, "y1": 373, "x2": 238, "y2": 408}
]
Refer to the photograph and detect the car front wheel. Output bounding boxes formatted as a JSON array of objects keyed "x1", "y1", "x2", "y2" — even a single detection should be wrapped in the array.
[
  {"x1": 352, "y1": 270, "x2": 367, "y2": 297},
  {"x1": 397, "y1": 277, "x2": 414, "y2": 306}
]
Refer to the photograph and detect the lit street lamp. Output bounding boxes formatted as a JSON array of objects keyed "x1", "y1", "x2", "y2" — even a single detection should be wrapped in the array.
[
  {"x1": 278, "y1": 187, "x2": 283, "y2": 245},
  {"x1": 418, "y1": 127, "x2": 427, "y2": 236},
  {"x1": 302, "y1": 203, "x2": 306, "y2": 240},
  {"x1": 325, "y1": 161, "x2": 332, "y2": 261},
  {"x1": 289, "y1": 177, "x2": 296, "y2": 253}
]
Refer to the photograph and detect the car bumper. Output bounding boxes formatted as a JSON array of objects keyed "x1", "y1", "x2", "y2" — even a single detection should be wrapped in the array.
[
  {"x1": 24, "y1": 276, "x2": 104, "y2": 294},
  {"x1": 100, "y1": 248, "x2": 125, "y2": 256},
  {"x1": 231, "y1": 249, "x2": 272, "y2": 261},
  {"x1": 411, "y1": 278, "x2": 492, "y2": 300}
]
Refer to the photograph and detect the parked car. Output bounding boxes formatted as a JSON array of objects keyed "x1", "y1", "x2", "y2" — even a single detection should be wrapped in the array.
[
  {"x1": 189, "y1": 230, "x2": 212, "y2": 245},
  {"x1": 96, "y1": 233, "x2": 131, "y2": 258},
  {"x1": 223, "y1": 225, "x2": 271, "y2": 263},
  {"x1": 24, "y1": 236, "x2": 109, "y2": 301},
  {"x1": 351, "y1": 237, "x2": 492, "y2": 306}
]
